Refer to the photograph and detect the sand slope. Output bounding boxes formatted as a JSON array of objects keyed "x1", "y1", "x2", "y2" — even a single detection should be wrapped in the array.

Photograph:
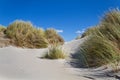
[
  {"x1": 0, "y1": 38, "x2": 118, "y2": 80},
  {"x1": 62, "y1": 38, "x2": 86, "y2": 54},
  {"x1": 0, "y1": 46, "x2": 90, "y2": 80}
]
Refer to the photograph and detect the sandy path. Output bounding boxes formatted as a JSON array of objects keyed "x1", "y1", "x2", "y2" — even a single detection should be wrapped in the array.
[
  {"x1": 0, "y1": 46, "x2": 90, "y2": 80},
  {"x1": 63, "y1": 38, "x2": 85, "y2": 54}
]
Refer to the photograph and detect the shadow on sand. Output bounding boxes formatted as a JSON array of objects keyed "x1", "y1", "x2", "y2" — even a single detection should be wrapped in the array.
[
  {"x1": 68, "y1": 51, "x2": 120, "y2": 80},
  {"x1": 68, "y1": 50, "x2": 88, "y2": 68}
]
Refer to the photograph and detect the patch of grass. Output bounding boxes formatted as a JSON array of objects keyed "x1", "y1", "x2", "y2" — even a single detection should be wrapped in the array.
[
  {"x1": 80, "y1": 35, "x2": 120, "y2": 67},
  {"x1": 0, "y1": 25, "x2": 6, "y2": 33},
  {"x1": 6, "y1": 20, "x2": 48, "y2": 48},
  {"x1": 43, "y1": 45, "x2": 66, "y2": 59},
  {"x1": 74, "y1": 9, "x2": 120, "y2": 71},
  {"x1": 101, "y1": 8, "x2": 120, "y2": 25},
  {"x1": 3, "y1": 20, "x2": 64, "y2": 48},
  {"x1": 81, "y1": 26, "x2": 99, "y2": 38},
  {"x1": 45, "y1": 28, "x2": 64, "y2": 45}
]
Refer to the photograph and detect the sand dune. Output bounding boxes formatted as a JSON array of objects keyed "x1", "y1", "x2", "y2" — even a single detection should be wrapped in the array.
[
  {"x1": 0, "y1": 46, "x2": 90, "y2": 80},
  {"x1": 0, "y1": 39, "x2": 117, "y2": 80},
  {"x1": 62, "y1": 38, "x2": 86, "y2": 54}
]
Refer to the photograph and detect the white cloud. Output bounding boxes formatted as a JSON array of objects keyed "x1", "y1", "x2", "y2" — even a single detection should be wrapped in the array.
[
  {"x1": 56, "y1": 29, "x2": 63, "y2": 33},
  {"x1": 75, "y1": 29, "x2": 85, "y2": 34}
]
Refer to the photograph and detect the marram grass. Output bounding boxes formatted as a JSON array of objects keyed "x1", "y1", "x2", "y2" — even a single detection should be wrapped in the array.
[
  {"x1": 5, "y1": 20, "x2": 48, "y2": 48},
  {"x1": 80, "y1": 35, "x2": 120, "y2": 67},
  {"x1": 0, "y1": 25, "x2": 6, "y2": 33},
  {"x1": 75, "y1": 9, "x2": 120, "y2": 71},
  {"x1": 45, "y1": 28, "x2": 64, "y2": 45},
  {"x1": 4, "y1": 20, "x2": 64, "y2": 48},
  {"x1": 43, "y1": 45, "x2": 66, "y2": 59}
]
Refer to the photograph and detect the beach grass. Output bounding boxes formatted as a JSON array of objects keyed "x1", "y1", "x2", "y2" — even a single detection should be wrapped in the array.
[
  {"x1": 43, "y1": 44, "x2": 66, "y2": 59},
  {"x1": 45, "y1": 28, "x2": 64, "y2": 45},
  {"x1": 0, "y1": 25, "x2": 6, "y2": 33},
  {"x1": 3, "y1": 20, "x2": 64, "y2": 48},
  {"x1": 74, "y1": 9, "x2": 120, "y2": 71},
  {"x1": 5, "y1": 20, "x2": 48, "y2": 48}
]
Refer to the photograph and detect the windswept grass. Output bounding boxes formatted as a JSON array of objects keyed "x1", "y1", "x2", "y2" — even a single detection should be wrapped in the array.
[
  {"x1": 43, "y1": 45, "x2": 66, "y2": 59},
  {"x1": 80, "y1": 35, "x2": 120, "y2": 67},
  {"x1": 101, "y1": 8, "x2": 120, "y2": 25},
  {"x1": 81, "y1": 26, "x2": 99, "y2": 38},
  {"x1": 73, "y1": 9, "x2": 120, "y2": 72},
  {"x1": 3, "y1": 20, "x2": 64, "y2": 48},
  {"x1": 6, "y1": 20, "x2": 48, "y2": 48},
  {"x1": 45, "y1": 28, "x2": 64, "y2": 45}
]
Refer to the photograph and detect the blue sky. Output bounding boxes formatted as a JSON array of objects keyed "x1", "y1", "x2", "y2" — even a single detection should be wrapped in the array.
[{"x1": 0, "y1": 0, "x2": 120, "y2": 41}]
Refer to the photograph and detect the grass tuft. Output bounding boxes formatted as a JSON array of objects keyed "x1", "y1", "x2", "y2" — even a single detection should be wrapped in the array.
[
  {"x1": 43, "y1": 45, "x2": 66, "y2": 59},
  {"x1": 45, "y1": 28, "x2": 64, "y2": 45}
]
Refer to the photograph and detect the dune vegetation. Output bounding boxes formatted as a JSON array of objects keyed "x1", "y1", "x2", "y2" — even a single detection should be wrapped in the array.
[
  {"x1": 74, "y1": 9, "x2": 120, "y2": 72},
  {"x1": 43, "y1": 44, "x2": 66, "y2": 59},
  {"x1": 45, "y1": 28, "x2": 64, "y2": 45},
  {"x1": 0, "y1": 20, "x2": 64, "y2": 48},
  {"x1": 0, "y1": 25, "x2": 6, "y2": 33}
]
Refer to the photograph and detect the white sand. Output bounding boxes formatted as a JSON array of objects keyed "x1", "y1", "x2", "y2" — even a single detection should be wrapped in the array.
[
  {"x1": 0, "y1": 38, "x2": 117, "y2": 80},
  {"x1": 0, "y1": 46, "x2": 90, "y2": 80},
  {"x1": 63, "y1": 38, "x2": 85, "y2": 54}
]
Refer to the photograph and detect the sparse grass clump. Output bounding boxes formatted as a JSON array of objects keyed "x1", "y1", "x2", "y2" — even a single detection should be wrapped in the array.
[
  {"x1": 6, "y1": 20, "x2": 48, "y2": 48},
  {"x1": 81, "y1": 26, "x2": 99, "y2": 38},
  {"x1": 74, "y1": 9, "x2": 120, "y2": 70},
  {"x1": 43, "y1": 45, "x2": 66, "y2": 59},
  {"x1": 45, "y1": 28, "x2": 64, "y2": 45}
]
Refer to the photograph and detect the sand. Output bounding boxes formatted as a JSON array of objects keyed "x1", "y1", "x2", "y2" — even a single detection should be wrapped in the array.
[
  {"x1": 0, "y1": 38, "x2": 119, "y2": 80},
  {"x1": 0, "y1": 46, "x2": 90, "y2": 80}
]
